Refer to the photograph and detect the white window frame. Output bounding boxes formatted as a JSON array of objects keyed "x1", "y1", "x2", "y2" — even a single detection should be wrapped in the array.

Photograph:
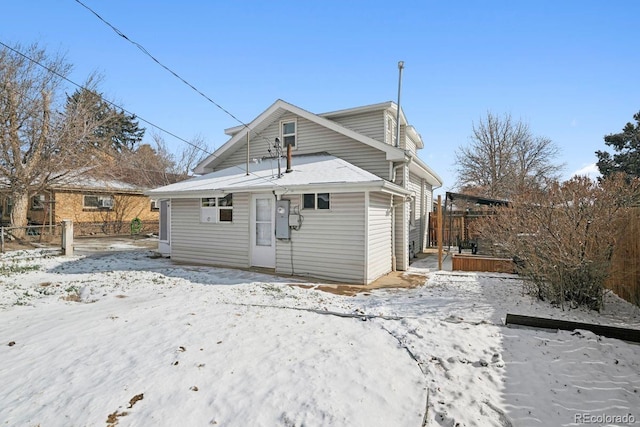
[
  {"x1": 386, "y1": 116, "x2": 397, "y2": 146},
  {"x1": 280, "y1": 119, "x2": 297, "y2": 150},
  {"x1": 302, "y1": 193, "x2": 330, "y2": 210},
  {"x1": 83, "y1": 195, "x2": 114, "y2": 210},
  {"x1": 200, "y1": 194, "x2": 233, "y2": 223},
  {"x1": 31, "y1": 194, "x2": 46, "y2": 211}
]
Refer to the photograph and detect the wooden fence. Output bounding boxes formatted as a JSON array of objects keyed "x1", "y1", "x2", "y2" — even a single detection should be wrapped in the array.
[
  {"x1": 430, "y1": 204, "x2": 639, "y2": 306},
  {"x1": 606, "y1": 207, "x2": 640, "y2": 306},
  {"x1": 452, "y1": 254, "x2": 516, "y2": 273},
  {"x1": 428, "y1": 210, "x2": 477, "y2": 248}
]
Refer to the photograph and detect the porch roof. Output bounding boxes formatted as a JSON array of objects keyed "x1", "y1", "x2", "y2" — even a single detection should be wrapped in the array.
[{"x1": 146, "y1": 154, "x2": 410, "y2": 199}]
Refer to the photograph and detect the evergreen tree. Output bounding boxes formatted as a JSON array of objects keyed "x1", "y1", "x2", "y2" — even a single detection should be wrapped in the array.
[
  {"x1": 66, "y1": 88, "x2": 145, "y2": 152},
  {"x1": 596, "y1": 111, "x2": 640, "y2": 179}
]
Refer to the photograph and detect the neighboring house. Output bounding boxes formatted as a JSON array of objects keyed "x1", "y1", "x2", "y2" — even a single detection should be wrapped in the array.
[
  {"x1": 147, "y1": 99, "x2": 442, "y2": 284},
  {"x1": 1, "y1": 172, "x2": 159, "y2": 234}
]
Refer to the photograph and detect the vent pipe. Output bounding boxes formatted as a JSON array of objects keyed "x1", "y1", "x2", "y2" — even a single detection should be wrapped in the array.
[
  {"x1": 286, "y1": 144, "x2": 292, "y2": 173},
  {"x1": 395, "y1": 60, "x2": 404, "y2": 148}
]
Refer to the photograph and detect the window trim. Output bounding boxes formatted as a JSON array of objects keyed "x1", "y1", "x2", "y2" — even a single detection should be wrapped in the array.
[
  {"x1": 280, "y1": 119, "x2": 297, "y2": 150},
  {"x1": 31, "y1": 194, "x2": 46, "y2": 211},
  {"x1": 302, "y1": 193, "x2": 330, "y2": 210},
  {"x1": 200, "y1": 194, "x2": 233, "y2": 223},
  {"x1": 386, "y1": 116, "x2": 397, "y2": 146},
  {"x1": 83, "y1": 194, "x2": 114, "y2": 210}
]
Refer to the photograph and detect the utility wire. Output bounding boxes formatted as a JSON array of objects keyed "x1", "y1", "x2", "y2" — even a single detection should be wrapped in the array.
[
  {"x1": 73, "y1": 0, "x2": 276, "y2": 152},
  {"x1": 0, "y1": 41, "x2": 291, "y2": 193},
  {"x1": 0, "y1": 40, "x2": 198, "y2": 153}
]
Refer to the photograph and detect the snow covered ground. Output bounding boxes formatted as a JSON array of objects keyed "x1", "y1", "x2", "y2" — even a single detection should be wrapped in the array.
[{"x1": 0, "y1": 246, "x2": 639, "y2": 426}]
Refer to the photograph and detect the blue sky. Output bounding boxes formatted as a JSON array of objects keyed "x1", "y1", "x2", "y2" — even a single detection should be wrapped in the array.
[{"x1": 2, "y1": 1, "x2": 639, "y2": 194}]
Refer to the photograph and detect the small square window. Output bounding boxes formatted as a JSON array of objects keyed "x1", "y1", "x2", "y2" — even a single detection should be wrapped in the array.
[
  {"x1": 31, "y1": 194, "x2": 45, "y2": 210},
  {"x1": 303, "y1": 194, "x2": 315, "y2": 209},
  {"x1": 219, "y1": 194, "x2": 233, "y2": 207},
  {"x1": 317, "y1": 193, "x2": 330, "y2": 210},
  {"x1": 219, "y1": 208, "x2": 233, "y2": 222}
]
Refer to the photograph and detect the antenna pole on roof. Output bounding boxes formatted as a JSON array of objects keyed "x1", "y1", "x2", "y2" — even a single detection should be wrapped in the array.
[
  {"x1": 275, "y1": 137, "x2": 282, "y2": 178},
  {"x1": 395, "y1": 60, "x2": 404, "y2": 148},
  {"x1": 246, "y1": 130, "x2": 250, "y2": 176}
]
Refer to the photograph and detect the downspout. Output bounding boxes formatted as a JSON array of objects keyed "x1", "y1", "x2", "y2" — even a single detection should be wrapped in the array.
[
  {"x1": 390, "y1": 194, "x2": 414, "y2": 271},
  {"x1": 391, "y1": 196, "x2": 396, "y2": 271},
  {"x1": 390, "y1": 154, "x2": 412, "y2": 270},
  {"x1": 392, "y1": 154, "x2": 413, "y2": 184}
]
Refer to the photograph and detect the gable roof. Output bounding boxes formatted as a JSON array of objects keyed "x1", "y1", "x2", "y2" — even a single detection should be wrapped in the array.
[
  {"x1": 0, "y1": 169, "x2": 147, "y2": 195},
  {"x1": 148, "y1": 154, "x2": 410, "y2": 199},
  {"x1": 194, "y1": 99, "x2": 407, "y2": 174}
]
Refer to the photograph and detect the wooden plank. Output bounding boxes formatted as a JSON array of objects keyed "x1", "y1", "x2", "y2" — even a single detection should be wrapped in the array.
[
  {"x1": 452, "y1": 254, "x2": 515, "y2": 273},
  {"x1": 505, "y1": 313, "x2": 640, "y2": 343}
]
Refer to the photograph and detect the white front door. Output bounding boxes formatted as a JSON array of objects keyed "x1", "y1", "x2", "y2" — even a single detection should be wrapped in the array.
[{"x1": 251, "y1": 194, "x2": 276, "y2": 268}]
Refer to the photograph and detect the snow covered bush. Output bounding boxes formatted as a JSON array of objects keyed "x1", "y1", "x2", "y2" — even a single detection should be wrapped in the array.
[{"x1": 471, "y1": 174, "x2": 640, "y2": 310}]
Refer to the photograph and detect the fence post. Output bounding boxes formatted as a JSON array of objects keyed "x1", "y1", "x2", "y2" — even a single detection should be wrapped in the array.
[
  {"x1": 61, "y1": 219, "x2": 73, "y2": 256},
  {"x1": 1, "y1": 226, "x2": 4, "y2": 254},
  {"x1": 437, "y1": 195, "x2": 443, "y2": 271}
]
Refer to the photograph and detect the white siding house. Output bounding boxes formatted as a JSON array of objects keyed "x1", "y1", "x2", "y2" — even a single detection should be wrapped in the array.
[{"x1": 147, "y1": 100, "x2": 442, "y2": 284}]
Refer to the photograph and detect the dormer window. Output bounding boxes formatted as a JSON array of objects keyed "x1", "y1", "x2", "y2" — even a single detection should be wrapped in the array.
[
  {"x1": 386, "y1": 117, "x2": 397, "y2": 146},
  {"x1": 281, "y1": 120, "x2": 296, "y2": 149}
]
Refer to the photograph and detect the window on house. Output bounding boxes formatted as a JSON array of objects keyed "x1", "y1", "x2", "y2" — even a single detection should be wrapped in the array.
[
  {"x1": 200, "y1": 194, "x2": 233, "y2": 223},
  {"x1": 387, "y1": 117, "x2": 397, "y2": 146},
  {"x1": 84, "y1": 195, "x2": 114, "y2": 209},
  {"x1": 281, "y1": 120, "x2": 296, "y2": 148},
  {"x1": 303, "y1": 193, "x2": 330, "y2": 210},
  {"x1": 31, "y1": 194, "x2": 46, "y2": 210},
  {"x1": 6, "y1": 197, "x2": 13, "y2": 214}
]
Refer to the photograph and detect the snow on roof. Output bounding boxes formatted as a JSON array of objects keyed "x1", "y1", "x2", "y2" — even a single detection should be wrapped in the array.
[
  {"x1": 49, "y1": 172, "x2": 144, "y2": 193},
  {"x1": 147, "y1": 154, "x2": 408, "y2": 198}
]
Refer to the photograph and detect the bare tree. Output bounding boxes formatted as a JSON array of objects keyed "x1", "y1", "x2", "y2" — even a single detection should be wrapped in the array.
[
  {"x1": 0, "y1": 43, "x2": 112, "y2": 237},
  {"x1": 153, "y1": 132, "x2": 209, "y2": 177},
  {"x1": 455, "y1": 112, "x2": 564, "y2": 199}
]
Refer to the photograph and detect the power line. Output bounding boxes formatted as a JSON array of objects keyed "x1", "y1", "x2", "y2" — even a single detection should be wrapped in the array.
[
  {"x1": 0, "y1": 41, "x2": 291, "y2": 193},
  {"x1": 73, "y1": 0, "x2": 275, "y2": 152}
]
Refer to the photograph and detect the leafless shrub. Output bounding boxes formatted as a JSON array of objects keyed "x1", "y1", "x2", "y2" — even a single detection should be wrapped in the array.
[{"x1": 471, "y1": 174, "x2": 640, "y2": 310}]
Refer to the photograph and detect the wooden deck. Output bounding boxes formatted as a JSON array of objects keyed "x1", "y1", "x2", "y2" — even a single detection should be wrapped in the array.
[{"x1": 452, "y1": 253, "x2": 516, "y2": 273}]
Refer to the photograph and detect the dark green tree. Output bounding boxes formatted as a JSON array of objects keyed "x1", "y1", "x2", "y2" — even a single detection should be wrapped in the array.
[
  {"x1": 596, "y1": 111, "x2": 640, "y2": 179},
  {"x1": 65, "y1": 88, "x2": 145, "y2": 152}
]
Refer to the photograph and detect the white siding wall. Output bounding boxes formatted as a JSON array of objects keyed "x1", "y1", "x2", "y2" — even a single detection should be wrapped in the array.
[
  {"x1": 367, "y1": 192, "x2": 392, "y2": 283},
  {"x1": 276, "y1": 192, "x2": 366, "y2": 283},
  {"x1": 394, "y1": 164, "x2": 410, "y2": 270},
  {"x1": 408, "y1": 172, "x2": 423, "y2": 255},
  {"x1": 170, "y1": 195, "x2": 250, "y2": 268},
  {"x1": 216, "y1": 114, "x2": 389, "y2": 179},
  {"x1": 423, "y1": 181, "x2": 433, "y2": 247},
  {"x1": 327, "y1": 110, "x2": 385, "y2": 142},
  {"x1": 405, "y1": 134, "x2": 417, "y2": 155}
]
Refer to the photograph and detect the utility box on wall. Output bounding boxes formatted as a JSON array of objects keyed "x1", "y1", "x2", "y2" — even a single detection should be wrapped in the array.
[{"x1": 275, "y1": 199, "x2": 290, "y2": 239}]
